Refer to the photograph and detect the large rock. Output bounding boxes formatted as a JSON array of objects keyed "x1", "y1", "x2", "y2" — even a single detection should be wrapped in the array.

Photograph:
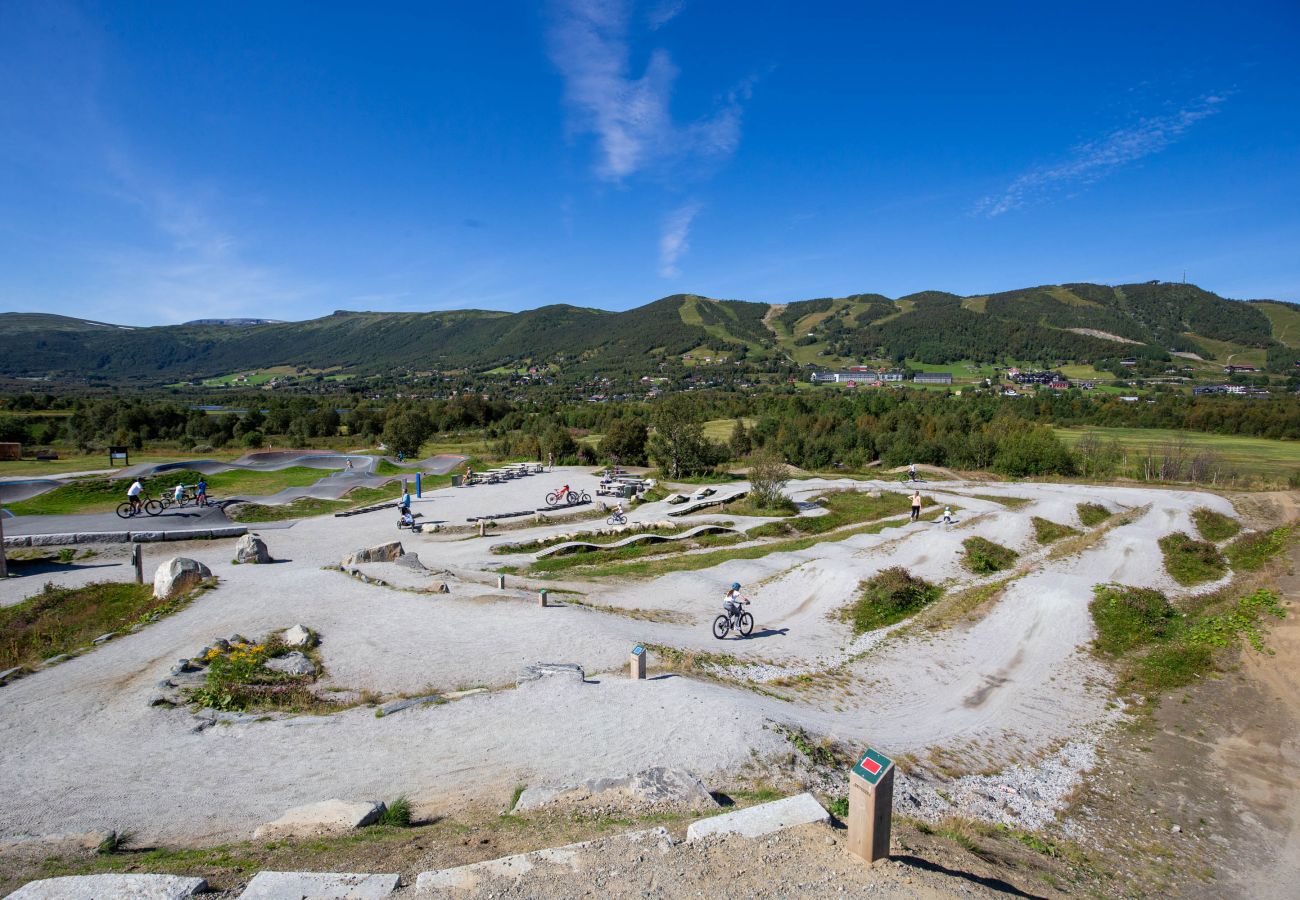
[
  {"x1": 152, "y1": 557, "x2": 212, "y2": 601},
  {"x1": 252, "y1": 799, "x2": 386, "y2": 840},
  {"x1": 685, "y1": 792, "x2": 829, "y2": 842},
  {"x1": 341, "y1": 542, "x2": 405, "y2": 566},
  {"x1": 235, "y1": 533, "x2": 271, "y2": 564},
  {"x1": 517, "y1": 662, "x2": 585, "y2": 686},
  {"x1": 7, "y1": 874, "x2": 208, "y2": 900},
  {"x1": 513, "y1": 767, "x2": 716, "y2": 813},
  {"x1": 280, "y1": 624, "x2": 316, "y2": 648},
  {"x1": 265, "y1": 651, "x2": 315, "y2": 677},
  {"x1": 239, "y1": 871, "x2": 399, "y2": 900}
]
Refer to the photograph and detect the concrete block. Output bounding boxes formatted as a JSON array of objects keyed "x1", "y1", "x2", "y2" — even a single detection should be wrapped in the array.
[
  {"x1": 685, "y1": 792, "x2": 829, "y2": 842},
  {"x1": 516, "y1": 663, "x2": 584, "y2": 686},
  {"x1": 7, "y1": 874, "x2": 208, "y2": 899},
  {"x1": 239, "y1": 871, "x2": 399, "y2": 900},
  {"x1": 253, "y1": 799, "x2": 386, "y2": 840},
  {"x1": 415, "y1": 828, "x2": 669, "y2": 894}
]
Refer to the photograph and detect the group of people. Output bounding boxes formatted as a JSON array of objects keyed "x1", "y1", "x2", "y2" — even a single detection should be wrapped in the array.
[
  {"x1": 125, "y1": 477, "x2": 208, "y2": 513},
  {"x1": 910, "y1": 490, "x2": 953, "y2": 524}
]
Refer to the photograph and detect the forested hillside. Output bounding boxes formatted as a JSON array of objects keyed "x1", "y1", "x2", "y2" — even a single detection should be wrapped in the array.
[{"x1": 1, "y1": 282, "x2": 1294, "y2": 384}]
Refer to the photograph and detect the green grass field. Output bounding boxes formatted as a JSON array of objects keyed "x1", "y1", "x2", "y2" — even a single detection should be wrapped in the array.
[
  {"x1": 1053, "y1": 426, "x2": 1300, "y2": 482},
  {"x1": 0, "y1": 450, "x2": 246, "y2": 478}
]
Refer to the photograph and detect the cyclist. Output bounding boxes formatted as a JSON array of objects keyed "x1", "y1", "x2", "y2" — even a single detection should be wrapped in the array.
[
  {"x1": 723, "y1": 581, "x2": 749, "y2": 617},
  {"x1": 610, "y1": 501, "x2": 625, "y2": 523},
  {"x1": 196, "y1": 478, "x2": 208, "y2": 507},
  {"x1": 908, "y1": 462, "x2": 917, "y2": 482},
  {"x1": 126, "y1": 479, "x2": 144, "y2": 514}
]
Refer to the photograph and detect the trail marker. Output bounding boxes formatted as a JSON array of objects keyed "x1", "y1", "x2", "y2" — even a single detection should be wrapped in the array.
[
  {"x1": 847, "y1": 745, "x2": 894, "y2": 865},
  {"x1": 538, "y1": 589, "x2": 548, "y2": 607},
  {"x1": 630, "y1": 644, "x2": 646, "y2": 680}
]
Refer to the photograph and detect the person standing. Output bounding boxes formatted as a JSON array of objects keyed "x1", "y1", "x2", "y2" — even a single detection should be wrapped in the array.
[
  {"x1": 910, "y1": 490, "x2": 922, "y2": 521},
  {"x1": 547, "y1": 451, "x2": 554, "y2": 471},
  {"x1": 196, "y1": 478, "x2": 208, "y2": 507},
  {"x1": 401, "y1": 489, "x2": 412, "y2": 515},
  {"x1": 942, "y1": 506, "x2": 953, "y2": 525}
]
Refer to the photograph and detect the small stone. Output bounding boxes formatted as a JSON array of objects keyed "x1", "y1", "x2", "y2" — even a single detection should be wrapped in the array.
[
  {"x1": 1171, "y1": 824, "x2": 1182, "y2": 834},
  {"x1": 0, "y1": 667, "x2": 24, "y2": 684},
  {"x1": 227, "y1": 633, "x2": 249, "y2": 645},
  {"x1": 91, "y1": 633, "x2": 116, "y2": 645},
  {"x1": 280, "y1": 624, "x2": 316, "y2": 648},
  {"x1": 41, "y1": 654, "x2": 69, "y2": 667},
  {"x1": 266, "y1": 651, "x2": 315, "y2": 677},
  {"x1": 147, "y1": 694, "x2": 175, "y2": 707},
  {"x1": 253, "y1": 799, "x2": 386, "y2": 840},
  {"x1": 212, "y1": 638, "x2": 229, "y2": 650}
]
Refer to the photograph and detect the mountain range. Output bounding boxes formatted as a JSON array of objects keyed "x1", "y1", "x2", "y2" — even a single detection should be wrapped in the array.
[{"x1": 2, "y1": 281, "x2": 1298, "y2": 385}]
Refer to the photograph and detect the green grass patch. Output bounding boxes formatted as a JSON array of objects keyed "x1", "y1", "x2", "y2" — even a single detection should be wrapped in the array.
[
  {"x1": 1077, "y1": 502, "x2": 1111, "y2": 528},
  {"x1": 1091, "y1": 583, "x2": 1287, "y2": 695},
  {"x1": 1, "y1": 581, "x2": 175, "y2": 670},
  {"x1": 375, "y1": 796, "x2": 412, "y2": 827},
  {"x1": 1158, "y1": 532, "x2": 1228, "y2": 586},
  {"x1": 1191, "y1": 507, "x2": 1241, "y2": 542},
  {"x1": 746, "y1": 489, "x2": 920, "y2": 538},
  {"x1": 843, "y1": 567, "x2": 942, "y2": 634},
  {"x1": 1031, "y1": 516, "x2": 1080, "y2": 544},
  {"x1": 526, "y1": 530, "x2": 746, "y2": 576},
  {"x1": 961, "y1": 536, "x2": 1019, "y2": 573},
  {"x1": 970, "y1": 494, "x2": 1032, "y2": 509},
  {"x1": 1225, "y1": 526, "x2": 1294, "y2": 571},
  {"x1": 496, "y1": 524, "x2": 689, "y2": 555},
  {"x1": 1053, "y1": 425, "x2": 1300, "y2": 483}
]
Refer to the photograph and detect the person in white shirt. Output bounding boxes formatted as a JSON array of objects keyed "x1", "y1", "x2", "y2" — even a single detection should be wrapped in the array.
[{"x1": 127, "y1": 479, "x2": 144, "y2": 514}]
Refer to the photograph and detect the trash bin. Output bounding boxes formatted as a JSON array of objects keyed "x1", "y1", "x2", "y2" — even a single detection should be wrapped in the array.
[{"x1": 451, "y1": 475, "x2": 463, "y2": 487}]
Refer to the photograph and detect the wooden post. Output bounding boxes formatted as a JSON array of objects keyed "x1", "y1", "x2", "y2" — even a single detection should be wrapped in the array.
[
  {"x1": 132, "y1": 544, "x2": 143, "y2": 585},
  {"x1": 630, "y1": 645, "x2": 646, "y2": 679},
  {"x1": 478, "y1": 519, "x2": 485, "y2": 537},
  {"x1": 0, "y1": 512, "x2": 8, "y2": 578},
  {"x1": 847, "y1": 748, "x2": 895, "y2": 865},
  {"x1": 538, "y1": 589, "x2": 548, "y2": 607},
  {"x1": 497, "y1": 574, "x2": 506, "y2": 589}
]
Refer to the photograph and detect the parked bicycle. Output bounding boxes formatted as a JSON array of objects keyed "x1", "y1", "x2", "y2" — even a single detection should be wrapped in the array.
[
  {"x1": 116, "y1": 494, "x2": 163, "y2": 519},
  {"x1": 545, "y1": 485, "x2": 592, "y2": 506}
]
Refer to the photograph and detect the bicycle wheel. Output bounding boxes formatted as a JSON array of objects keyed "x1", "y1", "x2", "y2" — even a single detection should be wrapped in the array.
[
  {"x1": 739, "y1": 612, "x2": 754, "y2": 636},
  {"x1": 566, "y1": 491, "x2": 579, "y2": 504},
  {"x1": 116, "y1": 502, "x2": 134, "y2": 519},
  {"x1": 546, "y1": 492, "x2": 559, "y2": 505},
  {"x1": 712, "y1": 615, "x2": 730, "y2": 640},
  {"x1": 144, "y1": 499, "x2": 164, "y2": 516}
]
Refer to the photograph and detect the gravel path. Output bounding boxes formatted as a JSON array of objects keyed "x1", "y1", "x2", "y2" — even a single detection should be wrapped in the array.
[{"x1": 0, "y1": 469, "x2": 1240, "y2": 844}]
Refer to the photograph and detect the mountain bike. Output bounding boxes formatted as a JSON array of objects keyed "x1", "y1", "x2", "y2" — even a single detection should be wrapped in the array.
[
  {"x1": 713, "y1": 600, "x2": 754, "y2": 639},
  {"x1": 116, "y1": 494, "x2": 163, "y2": 518},
  {"x1": 545, "y1": 487, "x2": 592, "y2": 506},
  {"x1": 607, "y1": 510, "x2": 627, "y2": 525}
]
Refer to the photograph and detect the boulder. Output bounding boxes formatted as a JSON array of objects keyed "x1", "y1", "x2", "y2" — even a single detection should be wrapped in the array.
[
  {"x1": 265, "y1": 651, "x2": 315, "y2": 677},
  {"x1": 341, "y1": 542, "x2": 405, "y2": 566},
  {"x1": 152, "y1": 557, "x2": 212, "y2": 601},
  {"x1": 252, "y1": 799, "x2": 386, "y2": 840},
  {"x1": 234, "y1": 533, "x2": 272, "y2": 564},
  {"x1": 517, "y1": 662, "x2": 585, "y2": 686},
  {"x1": 280, "y1": 624, "x2": 316, "y2": 648}
]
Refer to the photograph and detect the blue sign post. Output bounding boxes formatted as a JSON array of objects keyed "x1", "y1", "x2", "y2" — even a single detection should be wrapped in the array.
[
  {"x1": 416, "y1": 473, "x2": 422, "y2": 498},
  {"x1": 630, "y1": 644, "x2": 647, "y2": 679}
]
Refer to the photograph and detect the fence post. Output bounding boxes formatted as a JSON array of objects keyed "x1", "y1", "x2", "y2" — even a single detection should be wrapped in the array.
[
  {"x1": 0, "y1": 513, "x2": 8, "y2": 578},
  {"x1": 132, "y1": 544, "x2": 143, "y2": 585}
]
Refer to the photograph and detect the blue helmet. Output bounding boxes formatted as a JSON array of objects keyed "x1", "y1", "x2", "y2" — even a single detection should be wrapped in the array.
[{"x1": 731, "y1": 582, "x2": 741, "y2": 590}]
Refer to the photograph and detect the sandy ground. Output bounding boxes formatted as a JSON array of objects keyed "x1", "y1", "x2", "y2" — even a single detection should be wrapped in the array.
[{"x1": 0, "y1": 468, "x2": 1254, "y2": 847}]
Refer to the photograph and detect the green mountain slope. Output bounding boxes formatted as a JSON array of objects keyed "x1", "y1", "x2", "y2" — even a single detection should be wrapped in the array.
[{"x1": 1, "y1": 283, "x2": 1294, "y2": 383}]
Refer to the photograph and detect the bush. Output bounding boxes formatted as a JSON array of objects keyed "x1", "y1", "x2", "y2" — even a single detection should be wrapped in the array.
[
  {"x1": 241, "y1": 430, "x2": 264, "y2": 448},
  {"x1": 1225, "y1": 526, "x2": 1293, "y2": 572},
  {"x1": 1031, "y1": 516, "x2": 1080, "y2": 544},
  {"x1": 746, "y1": 449, "x2": 791, "y2": 510},
  {"x1": 1158, "y1": 532, "x2": 1228, "y2": 586},
  {"x1": 1089, "y1": 584, "x2": 1178, "y2": 656},
  {"x1": 845, "y1": 567, "x2": 941, "y2": 633},
  {"x1": 961, "y1": 536, "x2": 1019, "y2": 573},
  {"x1": 1077, "y1": 503, "x2": 1110, "y2": 528},
  {"x1": 1191, "y1": 507, "x2": 1240, "y2": 543}
]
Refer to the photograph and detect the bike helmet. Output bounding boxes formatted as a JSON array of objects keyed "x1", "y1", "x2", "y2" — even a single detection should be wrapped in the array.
[{"x1": 731, "y1": 582, "x2": 741, "y2": 590}]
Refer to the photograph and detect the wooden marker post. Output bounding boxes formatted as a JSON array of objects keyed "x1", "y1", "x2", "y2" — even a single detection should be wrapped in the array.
[
  {"x1": 132, "y1": 543, "x2": 144, "y2": 584},
  {"x1": 630, "y1": 645, "x2": 647, "y2": 679},
  {"x1": 538, "y1": 589, "x2": 548, "y2": 607},
  {"x1": 847, "y1": 747, "x2": 895, "y2": 865},
  {"x1": 0, "y1": 513, "x2": 8, "y2": 578}
]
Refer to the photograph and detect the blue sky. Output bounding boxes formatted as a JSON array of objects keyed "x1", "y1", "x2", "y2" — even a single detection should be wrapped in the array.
[{"x1": 1, "y1": 0, "x2": 1298, "y2": 325}]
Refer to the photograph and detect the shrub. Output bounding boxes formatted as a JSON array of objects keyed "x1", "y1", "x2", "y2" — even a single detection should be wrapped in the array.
[
  {"x1": 845, "y1": 567, "x2": 942, "y2": 633},
  {"x1": 1225, "y1": 526, "x2": 1293, "y2": 572},
  {"x1": 241, "y1": 430, "x2": 265, "y2": 448},
  {"x1": 1158, "y1": 532, "x2": 1227, "y2": 586},
  {"x1": 746, "y1": 448, "x2": 792, "y2": 511},
  {"x1": 1077, "y1": 503, "x2": 1110, "y2": 528},
  {"x1": 1191, "y1": 507, "x2": 1240, "y2": 543},
  {"x1": 961, "y1": 536, "x2": 1019, "y2": 573},
  {"x1": 1089, "y1": 584, "x2": 1178, "y2": 656},
  {"x1": 1031, "y1": 517, "x2": 1079, "y2": 544},
  {"x1": 377, "y1": 795, "x2": 412, "y2": 827}
]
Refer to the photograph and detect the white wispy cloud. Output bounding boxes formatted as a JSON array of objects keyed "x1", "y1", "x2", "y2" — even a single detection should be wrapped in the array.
[
  {"x1": 976, "y1": 94, "x2": 1229, "y2": 218},
  {"x1": 647, "y1": 0, "x2": 685, "y2": 29},
  {"x1": 658, "y1": 200, "x2": 701, "y2": 277},
  {"x1": 546, "y1": 0, "x2": 747, "y2": 182}
]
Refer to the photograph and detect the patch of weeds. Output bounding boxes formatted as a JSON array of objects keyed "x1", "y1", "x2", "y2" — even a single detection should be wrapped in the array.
[
  {"x1": 1225, "y1": 526, "x2": 1293, "y2": 572},
  {"x1": 842, "y1": 567, "x2": 942, "y2": 634},
  {"x1": 187, "y1": 635, "x2": 336, "y2": 714},
  {"x1": 778, "y1": 725, "x2": 841, "y2": 767},
  {"x1": 507, "y1": 784, "x2": 527, "y2": 813},
  {"x1": 1077, "y1": 502, "x2": 1111, "y2": 528},
  {"x1": 1158, "y1": 532, "x2": 1227, "y2": 586},
  {"x1": 919, "y1": 576, "x2": 1015, "y2": 628},
  {"x1": 1, "y1": 580, "x2": 164, "y2": 670},
  {"x1": 971, "y1": 494, "x2": 1032, "y2": 509},
  {"x1": 1191, "y1": 507, "x2": 1240, "y2": 542},
  {"x1": 376, "y1": 796, "x2": 412, "y2": 827},
  {"x1": 961, "y1": 536, "x2": 1019, "y2": 574},
  {"x1": 934, "y1": 817, "x2": 995, "y2": 859},
  {"x1": 1031, "y1": 516, "x2": 1080, "y2": 544},
  {"x1": 1091, "y1": 583, "x2": 1287, "y2": 696},
  {"x1": 827, "y1": 796, "x2": 849, "y2": 819},
  {"x1": 97, "y1": 830, "x2": 135, "y2": 855}
]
